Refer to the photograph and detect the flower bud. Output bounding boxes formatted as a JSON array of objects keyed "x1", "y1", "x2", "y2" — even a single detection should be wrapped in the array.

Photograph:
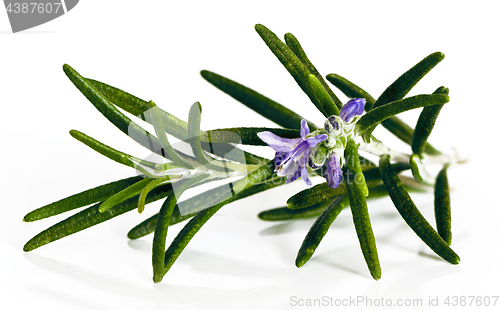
[
  {"x1": 339, "y1": 98, "x2": 366, "y2": 123},
  {"x1": 324, "y1": 115, "x2": 343, "y2": 136},
  {"x1": 308, "y1": 143, "x2": 329, "y2": 170}
]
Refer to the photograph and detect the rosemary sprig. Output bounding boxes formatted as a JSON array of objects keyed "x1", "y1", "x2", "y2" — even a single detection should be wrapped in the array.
[{"x1": 23, "y1": 23, "x2": 461, "y2": 284}]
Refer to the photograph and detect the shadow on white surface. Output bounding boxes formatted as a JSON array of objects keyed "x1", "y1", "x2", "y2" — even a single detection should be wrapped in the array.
[
  {"x1": 24, "y1": 252, "x2": 154, "y2": 299},
  {"x1": 23, "y1": 252, "x2": 285, "y2": 309}
]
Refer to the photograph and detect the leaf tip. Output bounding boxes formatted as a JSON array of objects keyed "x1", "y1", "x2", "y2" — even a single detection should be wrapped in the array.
[
  {"x1": 284, "y1": 32, "x2": 294, "y2": 41},
  {"x1": 295, "y1": 258, "x2": 305, "y2": 268},
  {"x1": 62, "y1": 63, "x2": 73, "y2": 76},
  {"x1": 23, "y1": 241, "x2": 34, "y2": 252},
  {"x1": 370, "y1": 268, "x2": 382, "y2": 280},
  {"x1": 126, "y1": 230, "x2": 135, "y2": 239}
]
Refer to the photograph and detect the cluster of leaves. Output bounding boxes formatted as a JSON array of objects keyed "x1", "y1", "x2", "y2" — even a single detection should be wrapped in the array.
[{"x1": 23, "y1": 24, "x2": 458, "y2": 282}]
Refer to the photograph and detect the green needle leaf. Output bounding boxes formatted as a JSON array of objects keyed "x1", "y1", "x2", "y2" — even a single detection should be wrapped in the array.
[
  {"x1": 187, "y1": 102, "x2": 228, "y2": 171},
  {"x1": 188, "y1": 102, "x2": 209, "y2": 164},
  {"x1": 370, "y1": 52, "x2": 445, "y2": 111},
  {"x1": 379, "y1": 154, "x2": 459, "y2": 264},
  {"x1": 287, "y1": 183, "x2": 346, "y2": 210},
  {"x1": 69, "y1": 129, "x2": 175, "y2": 170},
  {"x1": 138, "y1": 177, "x2": 179, "y2": 214},
  {"x1": 152, "y1": 174, "x2": 209, "y2": 282},
  {"x1": 295, "y1": 196, "x2": 348, "y2": 267},
  {"x1": 308, "y1": 74, "x2": 340, "y2": 116},
  {"x1": 87, "y1": 78, "x2": 189, "y2": 140},
  {"x1": 188, "y1": 102, "x2": 208, "y2": 164},
  {"x1": 63, "y1": 65, "x2": 166, "y2": 158},
  {"x1": 356, "y1": 94, "x2": 450, "y2": 134},
  {"x1": 200, "y1": 70, "x2": 317, "y2": 131},
  {"x1": 23, "y1": 184, "x2": 173, "y2": 252},
  {"x1": 363, "y1": 162, "x2": 411, "y2": 181},
  {"x1": 412, "y1": 87, "x2": 448, "y2": 156},
  {"x1": 345, "y1": 140, "x2": 381, "y2": 280},
  {"x1": 258, "y1": 199, "x2": 332, "y2": 221},
  {"x1": 23, "y1": 176, "x2": 143, "y2": 222},
  {"x1": 99, "y1": 178, "x2": 154, "y2": 213},
  {"x1": 87, "y1": 79, "x2": 155, "y2": 121},
  {"x1": 435, "y1": 164, "x2": 452, "y2": 245},
  {"x1": 409, "y1": 154, "x2": 434, "y2": 186},
  {"x1": 148, "y1": 101, "x2": 194, "y2": 169},
  {"x1": 325, "y1": 73, "x2": 376, "y2": 107},
  {"x1": 155, "y1": 161, "x2": 275, "y2": 282},
  {"x1": 254, "y1": 24, "x2": 327, "y2": 117},
  {"x1": 284, "y1": 32, "x2": 343, "y2": 110},
  {"x1": 128, "y1": 213, "x2": 161, "y2": 240}
]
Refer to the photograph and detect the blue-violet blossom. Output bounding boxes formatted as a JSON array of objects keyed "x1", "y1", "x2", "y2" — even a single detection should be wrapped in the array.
[
  {"x1": 257, "y1": 120, "x2": 327, "y2": 186},
  {"x1": 257, "y1": 98, "x2": 366, "y2": 189},
  {"x1": 323, "y1": 98, "x2": 366, "y2": 188}
]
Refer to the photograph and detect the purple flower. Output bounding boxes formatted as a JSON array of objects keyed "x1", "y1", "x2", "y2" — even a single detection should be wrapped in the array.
[
  {"x1": 323, "y1": 98, "x2": 366, "y2": 189},
  {"x1": 339, "y1": 98, "x2": 366, "y2": 123},
  {"x1": 257, "y1": 120, "x2": 327, "y2": 186},
  {"x1": 325, "y1": 153, "x2": 342, "y2": 189}
]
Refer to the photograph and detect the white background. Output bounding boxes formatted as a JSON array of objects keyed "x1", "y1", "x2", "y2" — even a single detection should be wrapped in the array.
[{"x1": 1, "y1": 1, "x2": 499, "y2": 309}]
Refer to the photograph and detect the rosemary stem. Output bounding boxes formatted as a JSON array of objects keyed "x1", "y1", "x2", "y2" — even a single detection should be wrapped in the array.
[{"x1": 360, "y1": 138, "x2": 459, "y2": 166}]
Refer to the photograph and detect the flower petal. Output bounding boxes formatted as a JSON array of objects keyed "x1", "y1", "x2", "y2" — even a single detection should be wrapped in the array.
[
  {"x1": 339, "y1": 98, "x2": 366, "y2": 123},
  {"x1": 300, "y1": 119, "x2": 310, "y2": 139},
  {"x1": 257, "y1": 131, "x2": 302, "y2": 152},
  {"x1": 286, "y1": 161, "x2": 301, "y2": 183},
  {"x1": 298, "y1": 148, "x2": 311, "y2": 167},
  {"x1": 326, "y1": 153, "x2": 342, "y2": 189},
  {"x1": 274, "y1": 152, "x2": 287, "y2": 170},
  {"x1": 305, "y1": 134, "x2": 327, "y2": 148},
  {"x1": 301, "y1": 165, "x2": 312, "y2": 186}
]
